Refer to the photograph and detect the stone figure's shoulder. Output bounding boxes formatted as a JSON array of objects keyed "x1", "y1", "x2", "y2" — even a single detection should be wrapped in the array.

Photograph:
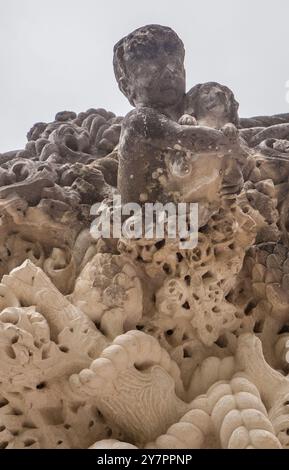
[
  {"x1": 123, "y1": 106, "x2": 166, "y2": 124},
  {"x1": 121, "y1": 107, "x2": 173, "y2": 141}
]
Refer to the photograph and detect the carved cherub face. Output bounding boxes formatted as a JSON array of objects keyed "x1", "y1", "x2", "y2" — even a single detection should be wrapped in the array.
[
  {"x1": 113, "y1": 25, "x2": 186, "y2": 112},
  {"x1": 185, "y1": 82, "x2": 239, "y2": 129}
]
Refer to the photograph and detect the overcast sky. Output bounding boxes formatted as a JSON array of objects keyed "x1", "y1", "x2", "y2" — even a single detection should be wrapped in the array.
[{"x1": 0, "y1": 0, "x2": 289, "y2": 151}]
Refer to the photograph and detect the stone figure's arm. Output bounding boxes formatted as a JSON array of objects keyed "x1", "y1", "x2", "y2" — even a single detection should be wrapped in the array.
[
  {"x1": 118, "y1": 107, "x2": 241, "y2": 203},
  {"x1": 250, "y1": 123, "x2": 289, "y2": 147},
  {"x1": 119, "y1": 107, "x2": 229, "y2": 155}
]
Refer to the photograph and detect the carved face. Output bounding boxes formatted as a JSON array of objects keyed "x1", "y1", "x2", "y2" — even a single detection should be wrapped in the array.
[
  {"x1": 115, "y1": 27, "x2": 186, "y2": 110},
  {"x1": 198, "y1": 84, "x2": 229, "y2": 116},
  {"x1": 185, "y1": 82, "x2": 239, "y2": 128}
]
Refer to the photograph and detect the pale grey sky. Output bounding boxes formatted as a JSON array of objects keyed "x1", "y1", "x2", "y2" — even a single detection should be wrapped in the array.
[{"x1": 0, "y1": 0, "x2": 289, "y2": 151}]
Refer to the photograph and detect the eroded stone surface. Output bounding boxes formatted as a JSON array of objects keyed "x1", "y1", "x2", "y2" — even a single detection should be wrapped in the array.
[{"x1": 1, "y1": 24, "x2": 289, "y2": 449}]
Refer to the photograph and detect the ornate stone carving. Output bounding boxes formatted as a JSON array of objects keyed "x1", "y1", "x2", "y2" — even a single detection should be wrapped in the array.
[{"x1": 1, "y1": 23, "x2": 289, "y2": 449}]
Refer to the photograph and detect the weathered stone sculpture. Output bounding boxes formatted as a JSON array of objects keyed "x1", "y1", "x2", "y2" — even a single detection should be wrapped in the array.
[
  {"x1": 183, "y1": 81, "x2": 240, "y2": 129},
  {"x1": 1, "y1": 23, "x2": 289, "y2": 449}
]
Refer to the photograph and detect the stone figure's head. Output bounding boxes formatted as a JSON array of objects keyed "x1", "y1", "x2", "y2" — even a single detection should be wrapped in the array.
[
  {"x1": 185, "y1": 82, "x2": 240, "y2": 129},
  {"x1": 113, "y1": 24, "x2": 186, "y2": 113}
]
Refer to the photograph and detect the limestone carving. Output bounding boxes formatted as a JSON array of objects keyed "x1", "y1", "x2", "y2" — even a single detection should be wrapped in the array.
[{"x1": 1, "y1": 23, "x2": 289, "y2": 449}]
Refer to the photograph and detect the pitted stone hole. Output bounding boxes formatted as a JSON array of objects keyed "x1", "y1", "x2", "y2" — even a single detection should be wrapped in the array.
[
  {"x1": 212, "y1": 306, "x2": 221, "y2": 313},
  {"x1": 199, "y1": 225, "x2": 209, "y2": 234},
  {"x1": 96, "y1": 409, "x2": 103, "y2": 419},
  {"x1": 206, "y1": 325, "x2": 213, "y2": 333},
  {"x1": 253, "y1": 320, "x2": 264, "y2": 334},
  {"x1": 202, "y1": 271, "x2": 213, "y2": 280},
  {"x1": 11, "y1": 408, "x2": 23, "y2": 416},
  {"x1": 284, "y1": 401, "x2": 289, "y2": 406},
  {"x1": 215, "y1": 335, "x2": 228, "y2": 348},
  {"x1": 0, "y1": 425, "x2": 5, "y2": 432},
  {"x1": 136, "y1": 324, "x2": 144, "y2": 330},
  {"x1": 65, "y1": 136, "x2": 78, "y2": 152},
  {"x1": 36, "y1": 381, "x2": 46, "y2": 390},
  {"x1": 11, "y1": 335, "x2": 19, "y2": 345},
  {"x1": 193, "y1": 293, "x2": 200, "y2": 301},
  {"x1": 182, "y1": 301, "x2": 190, "y2": 310},
  {"x1": 0, "y1": 442, "x2": 8, "y2": 449},
  {"x1": 176, "y1": 252, "x2": 183, "y2": 262},
  {"x1": 184, "y1": 275, "x2": 191, "y2": 286},
  {"x1": 134, "y1": 362, "x2": 151, "y2": 371},
  {"x1": 278, "y1": 324, "x2": 289, "y2": 334},
  {"x1": 59, "y1": 345, "x2": 69, "y2": 353},
  {"x1": 155, "y1": 239, "x2": 165, "y2": 250},
  {"x1": 245, "y1": 301, "x2": 257, "y2": 316},
  {"x1": 225, "y1": 292, "x2": 233, "y2": 302},
  {"x1": 166, "y1": 329, "x2": 174, "y2": 336},
  {"x1": 57, "y1": 440, "x2": 63, "y2": 445},
  {"x1": 24, "y1": 439, "x2": 36, "y2": 447},
  {"x1": 183, "y1": 348, "x2": 191, "y2": 358},
  {"x1": 89, "y1": 420, "x2": 94, "y2": 428},
  {"x1": 163, "y1": 263, "x2": 171, "y2": 274},
  {"x1": 5, "y1": 346, "x2": 16, "y2": 359}
]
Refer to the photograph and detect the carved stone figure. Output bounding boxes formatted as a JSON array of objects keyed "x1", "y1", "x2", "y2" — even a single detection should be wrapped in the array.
[
  {"x1": 114, "y1": 26, "x2": 245, "y2": 208},
  {"x1": 1, "y1": 23, "x2": 289, "y2": 450},
  {"x1": 182, "y1": 81, "x2": 240, "y2": 129}
]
